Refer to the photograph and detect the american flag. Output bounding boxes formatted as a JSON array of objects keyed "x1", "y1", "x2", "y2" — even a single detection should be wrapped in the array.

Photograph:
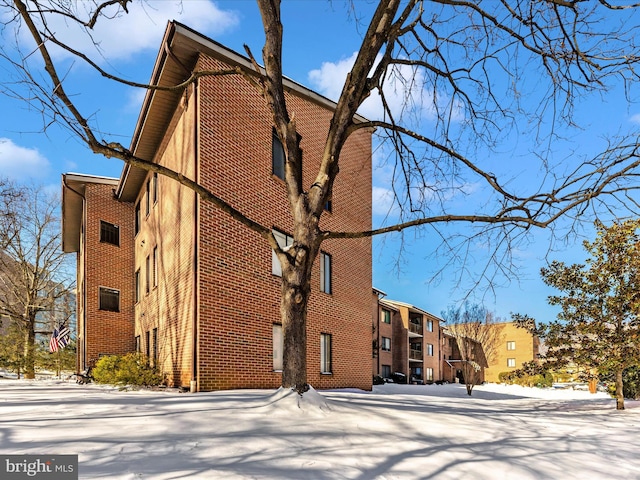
[{"x1": 49, "y1": 325, "x2": 71, "y2": 353}]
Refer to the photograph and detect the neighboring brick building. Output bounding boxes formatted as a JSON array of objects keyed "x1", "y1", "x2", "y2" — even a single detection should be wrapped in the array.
[
  {"x1": 484, "y1": 321, "x2": 541, "y2": 383},
  {"x1": 372, "y1": 288, "x2": 400, "y2": 380},
  {"x1": 62, "y1": 174, "x2": 135, "y2": 371},
  {"x1": 62, "y1": 21, "x2": 373, "y2": 392},
  {"x1": 374, "y1": 297, "x2": 444, "y2": 383}
]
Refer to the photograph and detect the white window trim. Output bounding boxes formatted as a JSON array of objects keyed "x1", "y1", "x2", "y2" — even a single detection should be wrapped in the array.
[
  {"x1": 272, "y1": 230, "x2": 293, "y2": 277},
  {"x1": 273, "y1": 324, "x2": 284, "y2": 371}
]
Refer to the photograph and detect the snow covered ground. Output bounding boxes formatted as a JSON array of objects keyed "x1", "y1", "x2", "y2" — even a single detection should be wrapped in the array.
[{"x1": 0, "y1": 378, "x2": 638, "y2": 479}]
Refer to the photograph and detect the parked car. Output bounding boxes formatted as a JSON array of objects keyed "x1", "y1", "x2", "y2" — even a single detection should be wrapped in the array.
[{"x1": 391, "y1": 372, "x2": 407, "y2": 384}]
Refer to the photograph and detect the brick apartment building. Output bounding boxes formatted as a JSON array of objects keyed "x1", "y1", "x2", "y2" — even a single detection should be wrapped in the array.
[
  {"x1": 372, "y1": 293, "x2": 444, "y2": 383},
  {"x1": 62, "y1": 21, "x2": 373, "y2": 392},
  {"x1": 372, "y1": 293, "x2": 534, "y2": 386}
]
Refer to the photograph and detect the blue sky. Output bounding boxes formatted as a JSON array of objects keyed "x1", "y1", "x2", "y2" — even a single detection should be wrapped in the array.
[{"x1": 1, "y1": 1, "x2": 638, "y2": 323}]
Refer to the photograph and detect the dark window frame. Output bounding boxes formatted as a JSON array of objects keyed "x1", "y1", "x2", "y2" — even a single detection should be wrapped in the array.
[
  {"x1": 134, "y1": 202, "x2": 141, "y2": 236},
  {"x1": 99, "y1": 287, "x2": 120, "y2": 312},
  {"x1": 152, "y1": 327, "x2": 158, "y2": 366},
  {"x1": 152, "y1": 172, "x2": 158, "y2": 205},
  {"x1": 145, "y1": 179, "x2": 151, "y2": 217},
  {"x1": 100, "y1": 221, "x2": 120, "y2": 247},
  {"x1": 134, "y1": 269, "x2": 140, "y2": 304},
  {"x1": 320, "y1": 252, "x2": 332, "y2": 294},
  {"x1": 320, "y1": 332, "x2": 332, "y2": 374},
  {"x1": 152, "y1": 246, "x2": 158, "y2": 288},
  {"x1": 145, "y1": 255, "x2": 150, "y2": 295},
  {"x1": 272, "y1": 129, "x2": 302, "y2": 184},
  {"x1": 272, "y1": 130, "x2": 286, "y2": 180}
]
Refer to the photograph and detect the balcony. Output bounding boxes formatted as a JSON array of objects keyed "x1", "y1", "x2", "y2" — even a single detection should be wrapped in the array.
[
  {"x1": 408, "y1": 322, "x2": 422, "y2": 337},
  {"x1": 409, "y1": 348, "x2": 423, "y2": 361}
]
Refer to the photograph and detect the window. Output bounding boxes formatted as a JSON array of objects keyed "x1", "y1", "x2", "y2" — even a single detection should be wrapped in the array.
[
  {"x1": 273, "y1": 324, "x2": 284, "y2": 371},
  {"x1": 507, "y1": 358, "x2": 516, "y2": 367},
  {"x1": 145, "y1": 255, "x2": 150, "y2": 295},
  {"x1": 320, "y1": 333, "x2": 332, "y2": 374},
  {"x1": 426, "y1": 319, "x2": 433, "y2": 332},
  {"x1": 99, "y1": 287, "x2": 119, "y2": 312},
  {"x1": 145, "y1": 330, "x2": 150, "y2": 358},
  {"x1": 134, "y1": 202, "x2": 141, "y2": 236},
  {"x1": 382, "y1": 365, "x2": 391, "y2": 378},
  {"x1": 425, "y1": 368, "x2": 434, "y2": 381},
  {"x1": 100, "y1": 221, "x2": 119, "y2": 246},
  {"x1": 271, "y1": 230, "x2": 293, "y2": 276},
  {"x1": 135, "y1": 335, "x2": 141, "y2": 353},
  {"x1": 145, "y1": 179, "x2": 151, "y2": 216},
  {"x1": 427, "y1": 343, "x2": 434, "y2": 356},
  {"x1": 320, "y1": 252, "x2": 332, "y2": 294},
  {"x1": 152, "y1": 246, "x2": 158, "y2": 288},
  {"x1": 381, "y1": 337, "x2": 391, "y2": 351},
  {"x1": 152, "y1": 328, "x2": 158, "y2": 366},
  {"x1": 152, "y1": 172, "x2": 158, "y2": 205},
  {"x1": 382, "y1": 309, "x2": 391, "y2": 324},
  {"x1": 507, "y1": 341, "x2": 516, "y2": 350},
  {"x1": 272, "y1": 130, "x2": 286, "y2": 180},
  {"x1": 325, "y1": 199, "x2": 332, "y2": 212},
  {"x1": 135, "y1": 270, "x2": 140, "y2": 303}
]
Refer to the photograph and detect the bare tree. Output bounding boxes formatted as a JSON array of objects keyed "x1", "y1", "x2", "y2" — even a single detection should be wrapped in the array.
[
  {"x1": 442, "y1": 303, "x2": 504, "y2": 395},
  {"x1": 3, "y1": 1, "x2": 640, "y2": 393},
  {"x1": 0, "y1": 182, "x2": 74, "y2": 378}
]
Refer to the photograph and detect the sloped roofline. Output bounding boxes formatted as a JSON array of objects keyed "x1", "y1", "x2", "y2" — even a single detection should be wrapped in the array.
[
  {"x1": 381, "y1": 299, "x2": 445, "y2": 322},
  {"x1": 62, "y1": 173, "x2": 119, "y2": 253},
  {"x1": 115, "y1": 20, "x2": 369, "y2": 202}
]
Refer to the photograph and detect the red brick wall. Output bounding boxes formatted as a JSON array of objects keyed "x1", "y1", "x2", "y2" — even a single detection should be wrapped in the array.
[
  {"x1": 392, "y1": 309, "x2": 408, "y2": 375},
  {"x1": 374, "y1": 303, "x2": 394, "y2": 377},
  {"x1": 82, "y1": 184, "x2": 135, "y2": 367},
  {"x1": 423, "y1": 316, "x2": 441, "y2": 381},
  {"x1": 133, "y1": 94, "x2": 198, "y2": 388},
  {"x1": 195, "y1": 53, "x2": 373, "y2": 391}
]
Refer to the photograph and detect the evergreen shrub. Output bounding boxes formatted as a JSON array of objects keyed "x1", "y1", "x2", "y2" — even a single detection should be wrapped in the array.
[{"x1": 92, "y1": 353, "x2": 164, "y2": 386}]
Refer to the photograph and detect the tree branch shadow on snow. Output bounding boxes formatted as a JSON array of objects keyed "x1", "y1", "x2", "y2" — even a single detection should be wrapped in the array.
[{"x1": 0, "y1": 381, "x2": 638, "y2": 479}]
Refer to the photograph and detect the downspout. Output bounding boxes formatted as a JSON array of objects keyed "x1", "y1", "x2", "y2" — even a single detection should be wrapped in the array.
[
  {"x1": 82, "y1": 197, "x2": 87, "y2": 370},
  {"x1": 63, "y1": 177, "x2": 87, "y2": 371},
  {"x1": 377, "y1": 303, "x2": 381, "y2": 376},
  {"x1": 190, "y1": 79, "x2": 200, "y2": 393}
]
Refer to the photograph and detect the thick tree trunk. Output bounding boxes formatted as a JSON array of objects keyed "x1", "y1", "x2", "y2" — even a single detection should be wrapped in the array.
[
  {"x1": 280, "y1": 273, "x2": 311, "y2": 394},
  {"x1": 279, "y1": 225, "x2": 319, "y2": 394},
  {"x1": 615, "y1": 368, "x2": 625, "y2": 410}
]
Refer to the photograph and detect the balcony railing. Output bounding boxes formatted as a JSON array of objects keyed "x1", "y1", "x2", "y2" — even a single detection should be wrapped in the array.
[
  {"x1": 409, "y1": 323, "x2": 422, "y2": 335},
  {"x1": 410, "y1": 349, "x2": 423, "y2": 360}
]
